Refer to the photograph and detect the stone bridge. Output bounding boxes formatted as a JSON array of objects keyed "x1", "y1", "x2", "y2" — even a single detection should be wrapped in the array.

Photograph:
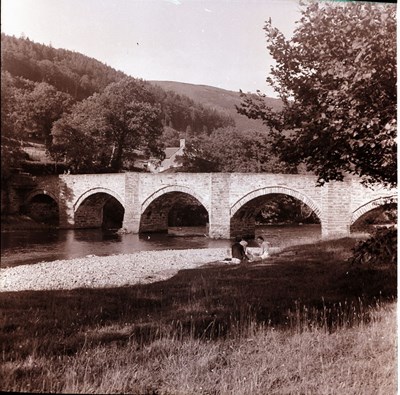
[{"x1": 23, "y1": 172, "x2": 396, "y2": 239}]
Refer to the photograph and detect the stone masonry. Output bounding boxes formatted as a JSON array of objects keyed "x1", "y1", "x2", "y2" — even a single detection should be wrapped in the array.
[{"x1": 23, "y1": 172, "x2": 396, "y2": 239}]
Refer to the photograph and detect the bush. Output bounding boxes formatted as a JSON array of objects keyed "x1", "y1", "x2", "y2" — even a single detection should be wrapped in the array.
[{"x1": 351, "y1": 226, "x2": 397, "y2": 266}]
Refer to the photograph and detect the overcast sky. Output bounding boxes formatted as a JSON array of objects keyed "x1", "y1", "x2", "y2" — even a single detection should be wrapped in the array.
[{"x1": 1, "y1": 0, "x2": 302, "y2": 96}]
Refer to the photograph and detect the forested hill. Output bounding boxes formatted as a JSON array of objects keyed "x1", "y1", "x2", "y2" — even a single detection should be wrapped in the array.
[
  {"x1": 1, "y1": 34, "x2": 234, "y2": 147},
  {"x1": 2, "y1": 34, "x2": 289, "y2": 179},
  {"x1": 2, "y1": 33, "x2": 278, "y2": 136},
  {"x1": 1, "y1": 33, "x2": 127, "y2": 101},
  {"x1": 150, "y1": 81, "x2": 283, "y2": 132}
]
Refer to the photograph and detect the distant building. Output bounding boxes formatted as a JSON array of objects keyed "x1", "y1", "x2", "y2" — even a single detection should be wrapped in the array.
[{"x1": 147, "y1": 138, "x2": 186, "y2": 173}]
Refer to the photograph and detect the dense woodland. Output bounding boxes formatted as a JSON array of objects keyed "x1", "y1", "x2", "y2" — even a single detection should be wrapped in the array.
[
  {"x1": 2, "y1": 33, "x2": 254, "y2": 178},
  {"x1": 2, "y1": 33, "x2": 234, "y2": 135}
]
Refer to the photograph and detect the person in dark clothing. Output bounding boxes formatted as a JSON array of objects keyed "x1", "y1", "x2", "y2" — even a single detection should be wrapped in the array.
[
  {"x1": 231, "y1": 236, "x2": 248, "y2": 263},
  {"x1": 220, "y1": 237, "x2": 249, "y2": 264}
]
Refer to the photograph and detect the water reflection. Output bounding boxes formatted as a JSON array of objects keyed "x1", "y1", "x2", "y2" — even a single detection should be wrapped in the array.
[{"x1": 1, "y1": 224, "x2": 322, "y2": 268}]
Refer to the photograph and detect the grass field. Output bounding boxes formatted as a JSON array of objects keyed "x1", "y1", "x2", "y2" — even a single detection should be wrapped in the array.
[{"x1": 0, "y1": 237, "x2": 396, "y2": 394}]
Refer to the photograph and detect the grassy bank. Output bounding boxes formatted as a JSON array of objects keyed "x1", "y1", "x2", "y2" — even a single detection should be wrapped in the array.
[{"x1": 0, "y1": 238, "x2": 397, "y2": 394}]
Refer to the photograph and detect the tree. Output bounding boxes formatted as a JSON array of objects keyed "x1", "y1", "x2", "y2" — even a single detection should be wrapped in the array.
[
  {"x1": 238, "y1": 2, "x2": 396, "y2": 187},
  {"x1": 176, "y1": 127, "x2": 294, "y2": 173},
  {"x1": 1, "y1": 71, "x2": 30, "y2": 186},
  {"x1": 51, "y1": 77, "x2": 165, "y2": 173},
  {"x1": 162, "y1": 126, "x2": 181, "y2": 147},
  {"x1": 174, "y1": 134, "x2": 219, "y2": 172},
  {"x1": 16, "y1": 82, "x2": 73, "y2": 146}
]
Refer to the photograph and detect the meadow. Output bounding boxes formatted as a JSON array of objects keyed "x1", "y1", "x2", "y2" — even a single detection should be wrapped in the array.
[{"x1": 0, "y1": 237, "x2": 397, "y2": 394}]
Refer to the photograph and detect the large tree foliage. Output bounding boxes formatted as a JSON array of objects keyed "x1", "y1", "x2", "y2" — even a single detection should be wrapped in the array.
[
  {"x1": 1, "y1": 71, "x2": 25, "y2": 186},
  {"x1": 238, "y1": 2, "x2": 396, "y2": 187},
  {"x1": 1, "y1": 71, "x2": 69, "y2": 184},
  {"x1": 15, "y1": 82, "x2": 73, "y2": 147},
  {"x1": 1, "y1": 71, "x2": 73, "y2": 183},
  {"x1": 51, "y1": 78, "x2": 165, "y2": 173},
  {"x1": 176, "y1": 127, "x2": 295, "y2": 173}
]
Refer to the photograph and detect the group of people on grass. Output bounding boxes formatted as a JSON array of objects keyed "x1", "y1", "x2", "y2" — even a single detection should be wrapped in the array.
[{"x1": 222, "y1": 235, "x2": 270, "y2": 264}]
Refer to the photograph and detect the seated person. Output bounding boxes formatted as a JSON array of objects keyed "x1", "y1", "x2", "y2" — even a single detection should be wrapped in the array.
[
  {"x1": 231, "y1": 237, "x2": 248, "y2": 263},
  {"x1": 221, "y1": 237, "x2": 248, "y2": 264},
  {"x1": 240, "y1": 239, "x2": 249, "y2": 256},
  {"x1": 248, "y1": 236, "x2": 270, "y2": 262}
]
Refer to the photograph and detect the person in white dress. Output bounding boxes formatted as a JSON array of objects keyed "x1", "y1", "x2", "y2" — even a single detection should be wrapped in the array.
[{"x1": 248, "y1": 236, "x2": 270, "y2": 262}]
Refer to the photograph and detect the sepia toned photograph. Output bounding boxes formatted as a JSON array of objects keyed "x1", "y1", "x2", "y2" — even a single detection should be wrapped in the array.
[{"x1": 1, "y1": 0, "x2": 397, "y2": 393}]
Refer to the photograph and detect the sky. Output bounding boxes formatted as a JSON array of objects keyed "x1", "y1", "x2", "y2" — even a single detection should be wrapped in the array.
[{"x1": 1, "y1": 0, "x2": 303, "y2": 96}]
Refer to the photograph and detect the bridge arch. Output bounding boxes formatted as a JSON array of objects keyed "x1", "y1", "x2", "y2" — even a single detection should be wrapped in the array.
[
  {"x1": 141, "y1": 185, "x2": 209, "y2": 214},
  {"x1": 230, "y1": 186, "x2": 322, "y2": 239},
  {"x1": 24, "y1": 189, "x2": 60, "y2": 226},
  {"x1": 25, "y1": 189, "x2": 59, "y2": 206},
  {"x1": 74, "y1": 187, "x2": 125, "y2": 229},
  {"x1": 351, "y1": 195, "x2": 397, "y2": 225},
  {"x1": 74, "y1": 187, "x2": 125, "y2": 211},
  {"x1": 231, "y1": 186, "x2": 322, "y2": 219},
  {"x1": 140, "y1": 186, "x2": 209, "y2": 233}
]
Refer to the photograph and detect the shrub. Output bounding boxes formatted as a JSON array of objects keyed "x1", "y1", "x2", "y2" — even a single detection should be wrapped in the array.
[{"x1": 350, "y1": 226, "x2": 397, "y2": 266}]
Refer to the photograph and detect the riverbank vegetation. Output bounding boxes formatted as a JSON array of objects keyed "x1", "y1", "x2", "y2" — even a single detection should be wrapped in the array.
[{"x1": 0, "y1": 237, "x2": 396, "y2": 394}]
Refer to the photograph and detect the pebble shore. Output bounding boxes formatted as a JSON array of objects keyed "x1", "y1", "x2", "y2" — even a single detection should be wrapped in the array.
[{"x1": 0, "y1": 248, "x2": 228, "y2": 292}]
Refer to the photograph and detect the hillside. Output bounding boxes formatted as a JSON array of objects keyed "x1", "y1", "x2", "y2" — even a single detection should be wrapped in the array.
[
  {"x1": 150, "y1": 80, "x2": 283, "y2": 132},
  {"x1": 1, "y1": 34, "x2": 234, "y2": 140},
  {"x1": 2, "y1": 34, "x2": 279, "y2": 139},
  {"x1": 1, "y1": 33, "x2": 127, "y2": 101},
  {"x1": 1, "y1": 35, "x2": 234, "y2": 171},
  {"x1": 2, "y1": 34, "x2": 283, "y2": 179}
]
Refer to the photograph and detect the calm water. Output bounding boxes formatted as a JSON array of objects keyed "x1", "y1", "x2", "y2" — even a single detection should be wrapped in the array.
[{"x1": 1, "y1": 224, "x2": 322, "y2": 268}]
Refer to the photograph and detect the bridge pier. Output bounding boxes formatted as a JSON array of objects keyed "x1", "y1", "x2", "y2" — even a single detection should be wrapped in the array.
[
  {"x1": 122, "y1": 173, "x2": 141, "y2": 233},
  {"x1": 209, "y1": 174, "x2": 231, "y2": 239},
  {"x1": 320, "y1": 180, "x2": 351, "y2": 239},
  {"x1": 58, "y1": 177, "x2": 75, "y2": 228},
  {"x1": 59, "y1": 208, "x2": 75, "y2": 228}
]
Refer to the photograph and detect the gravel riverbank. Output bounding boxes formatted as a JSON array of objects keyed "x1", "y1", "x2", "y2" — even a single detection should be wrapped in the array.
[{"x1": 0, "y1": 248, "x2": 229, "y2": 292}]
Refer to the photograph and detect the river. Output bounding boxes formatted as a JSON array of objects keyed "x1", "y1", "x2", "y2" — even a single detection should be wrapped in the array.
[{"x1": 1, "y1": 224, "x2": 322, "y2": 268}]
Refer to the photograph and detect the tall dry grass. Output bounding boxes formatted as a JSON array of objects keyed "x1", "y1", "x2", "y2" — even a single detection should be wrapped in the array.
[
  {"x1": 0, "y1": 237, "x2": 396, "y2": 393},
  {"x1": 1, "y1": 302, "x2": 396, "y2": 394}
]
